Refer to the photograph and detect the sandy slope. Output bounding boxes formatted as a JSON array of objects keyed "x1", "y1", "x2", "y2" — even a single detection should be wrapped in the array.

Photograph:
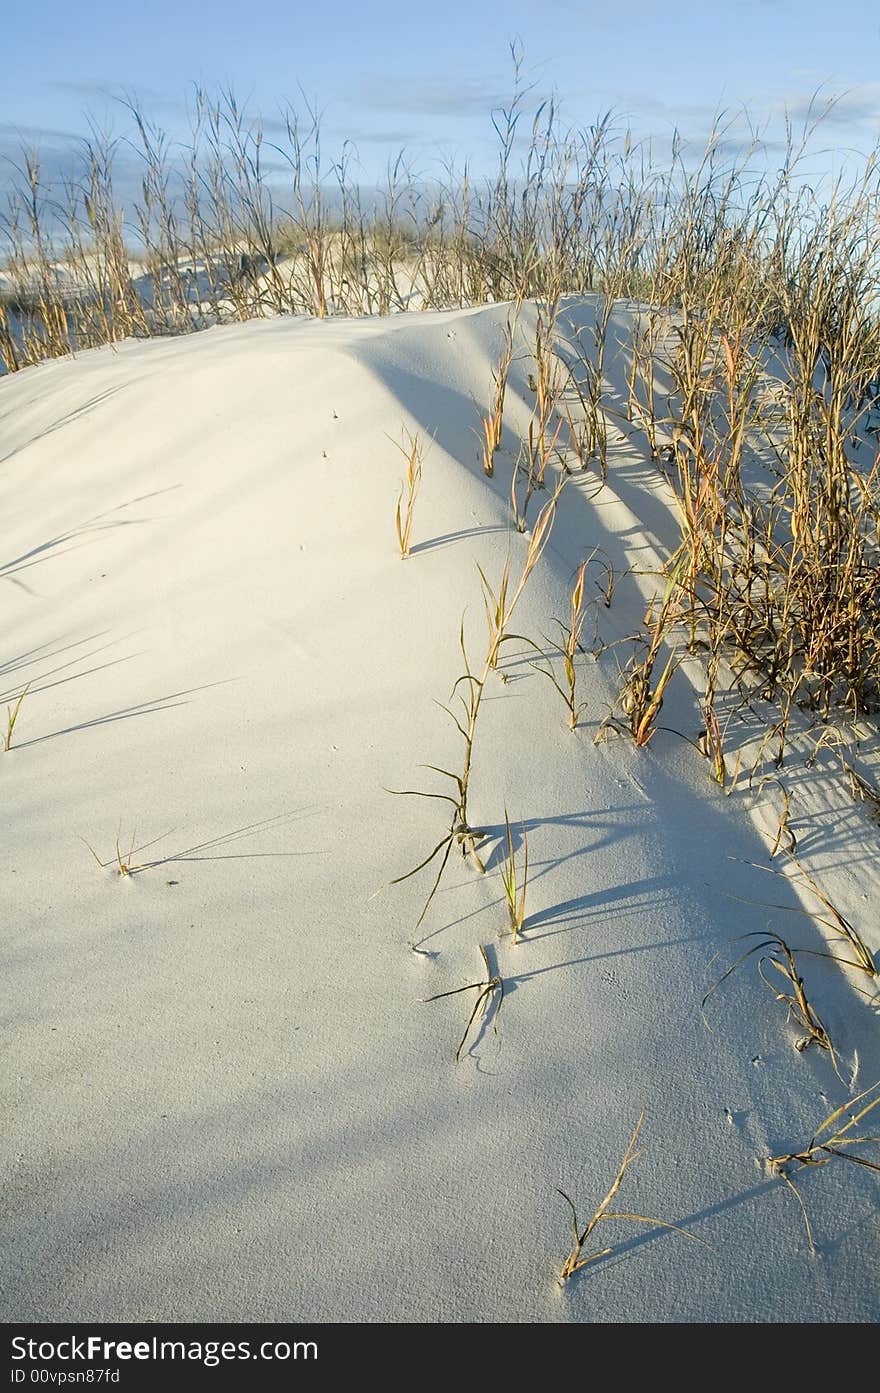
[{"x1": 2, "y1": 301, "x2": 878, "y2": 1322}]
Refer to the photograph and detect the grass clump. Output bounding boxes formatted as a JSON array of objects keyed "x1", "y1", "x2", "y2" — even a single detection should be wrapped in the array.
[{"x1": 605, "y1": 601, "x2": 681, "y2": 749}]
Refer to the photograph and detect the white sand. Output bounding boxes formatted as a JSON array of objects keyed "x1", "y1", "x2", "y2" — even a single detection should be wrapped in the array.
[{"x1": 2, "y1": 300, "x2": 878, "y2": 1322}]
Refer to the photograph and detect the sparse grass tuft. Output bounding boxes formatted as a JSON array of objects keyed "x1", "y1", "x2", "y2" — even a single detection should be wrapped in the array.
[
  {"x1": 530, "y1": 557, "x2": 591, "y2": 729},
  {"x1": 478, "y1": 412, "x2": 499, "y2": 477},
  {"x1": 703, "y1": 931, "x2": 837, "y2": 1066},
  {"x1": 388, "y1": 487, "x2": 562, "y2": 936},
  {"x1": 392, "y1": 428, "x2": 426, "y2": 559},
  {"x1": 81, "y1": 821, "x2": 145, "y2": 878},
  {"x1": 764, "y1": 778, "x2": 796, "y2": 857},
  {"x1": 4, "y1": 685, "x2": 29, "y2": 752},
  {"x1": 737, "y1": 856, "x2": 876, "y2": 978},
  {"x1": 499, "y1": 808, "x2": 528, "y2": 943},
  {"x1": 422, "y1": 944, "x2": 504, "y2": 1063},
  {"x1": 557, "y1": 1113, "x2": 710, "y2": 1284},
  {"x1": 844, "y1": 762, "x2": 880, "y2": 822},
  {"x1": 478, "y1": 303, "x2": 520, "y2": 476},
  {"x1": 766, "y1": 1082, "x2": 880, "y2": 1254},
  {"x1": 788, "y1": 857, "x2": 876, "y2": 978}
]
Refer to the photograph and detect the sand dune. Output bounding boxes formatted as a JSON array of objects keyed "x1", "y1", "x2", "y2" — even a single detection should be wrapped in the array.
[{"x1": 2, "y1": 301, "x2": 878, "y2": 1322}]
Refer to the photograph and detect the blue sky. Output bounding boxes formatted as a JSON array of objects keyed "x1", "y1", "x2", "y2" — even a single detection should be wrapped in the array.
[{"x1": 4, "y1": 0, "x2": 880, "y2": 183}]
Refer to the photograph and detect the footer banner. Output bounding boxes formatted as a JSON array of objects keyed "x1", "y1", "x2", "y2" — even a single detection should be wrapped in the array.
[{"x1": 3, "y1": 1320, "x2": 838, "y2": 1383}]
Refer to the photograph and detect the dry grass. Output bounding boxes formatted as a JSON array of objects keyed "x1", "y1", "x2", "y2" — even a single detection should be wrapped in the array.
[
  {"x1": 478, "y1": 303, "x2": 521, "y2": 476},
  {"x1": 509, "y1": 309, "x2": 566, "y2": 530},
  {"x1": 81, "y1": 822, "x2": 147, "y2": 877},
  {"x1": 698, "y1": 702, "x2": 729, "y2": 787},
  {"x1": 844, "y1": 762, "x2": 880, "y2": 822},
  {"x1": 499, "y1": 808, "x2": 528, "y2": 944},
  {"x1": 4, "y1": 76, "x2": 880, "y2": 1313},
  {"x1": 478, "y1": 413, "x2": 500, "y2": 478},
  {"x1": 605, "y1": 595, "x2": 682, "y2": 749},
  {"x1": 763, "y1": 777, "x2": 797, "y2": 857},
  {"x1": 703, "y1": 931, "x2": 838, "y2": 1067},
  {"x1": 392, "y1": 428, "x2": 426, "y2": 559},
  {"x1": 529, "y1": 558, "x2": 591, "y2": 730},
  {"x1": 788, "y1": 858, "x2": 876, "y2": 978},
  {"x1": 557, "y1": 1112, "x2": 710, "y2": 1283},
  {"x1": 4, "y1": 685, "x2": 28, "y2": 752},
  {"x1": 765, "y1": 1082, "x2": 880, "y2": 1254},
  {"x1": 479, "y1": 483, "x2": 563, "y2": 668},
  {"x1": 736, "y1": 856, "x2": 876, "y2": 978},
  {"x1": 422, "y1": 944, "x2": 504, "y2": 1063},
  {"x1": 389, "y1": 489, "x2": 562, "y2": 935},
  {"x1": 4, "y1": 87, "x2": 879, "y2": 784}
]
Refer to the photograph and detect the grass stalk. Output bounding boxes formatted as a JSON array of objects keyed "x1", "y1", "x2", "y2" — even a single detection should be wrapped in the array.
[
  {"x1": 558, "y1": 1113, "x2": 710, "y2": 1283},
  {"x1": 392, "y1": 428, "x2": 426, "y2": 559},
  {"x1": 766, "y1": 1082, "x2": 880, "y2": 1254},
  {"x1": 499, "y1": 808, "x2": 528, "y2": 943},
  {"x1": 4, "y1": 685, "x2": 29, "y2": 752}
]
